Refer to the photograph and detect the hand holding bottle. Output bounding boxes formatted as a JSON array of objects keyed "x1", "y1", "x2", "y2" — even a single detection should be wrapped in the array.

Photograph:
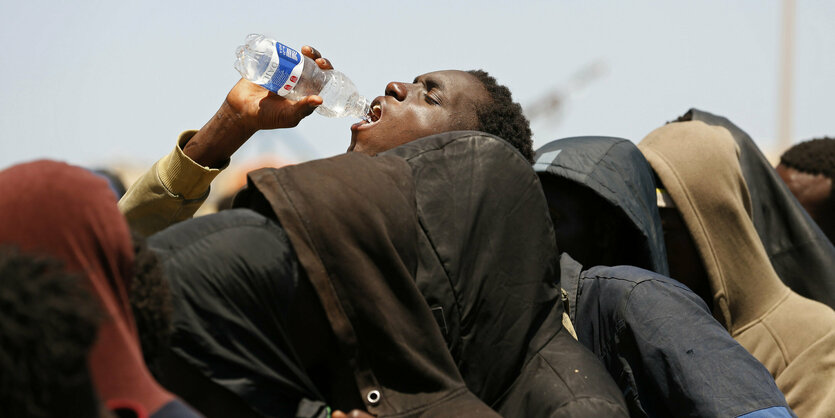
[
  {"x1": 226, "y1": 45, "x2": 336, "y2": 132},
  {"x1": 184, "y1": 45, "x2": 333, "y2": 168},
  {"x1": 234, "y1": 35, "x2": 369, "y2": 119}
]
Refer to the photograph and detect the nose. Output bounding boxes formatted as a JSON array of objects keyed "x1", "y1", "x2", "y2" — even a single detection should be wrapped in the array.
[{"x1": 385, "y1": 81, "x2": 408, "y2": 101}]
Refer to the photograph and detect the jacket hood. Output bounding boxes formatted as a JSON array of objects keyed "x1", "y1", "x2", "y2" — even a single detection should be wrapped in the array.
[
  {"x1": 533, "y1": 136, "x2": 669, "y2": 276},
  {"x1": 639, "y1": 121, "x2": 789, "y2": 333},
  {"x1": 236, "y1": 136, "x2": 502, "y2": 416},
  {"x1": 680, "y1": 109, "x2": 835, "y2": 309},
  {"x1": 149, "y1": 208, "x2": 322, "y2": 418},
  {"x1": 382, "y1": 131, "x2": 563, "y2": 405}
]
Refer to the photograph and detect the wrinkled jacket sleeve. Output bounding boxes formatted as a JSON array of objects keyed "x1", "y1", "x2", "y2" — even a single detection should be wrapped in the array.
[
  {"x1": 622, "y1": 280, "x2": 793, "y2": 417},
  {"x1": 118, "y1": 131, "x2": 225, "y2": 236}
]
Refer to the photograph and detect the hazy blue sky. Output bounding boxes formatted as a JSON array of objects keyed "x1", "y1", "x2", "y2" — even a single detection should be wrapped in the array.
[{"x1": 1, "y1": 1, "x2": 833, "y2": 170}]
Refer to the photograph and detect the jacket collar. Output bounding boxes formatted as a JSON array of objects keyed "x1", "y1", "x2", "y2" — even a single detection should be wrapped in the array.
[{"x1": 559, "y1": 253, "x2": 584, "y2": 325}]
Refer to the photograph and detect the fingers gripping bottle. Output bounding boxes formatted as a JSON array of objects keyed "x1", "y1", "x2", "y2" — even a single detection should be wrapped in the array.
[{"x1": 234, "y1": 34, "x2": 370, "y2": 119}]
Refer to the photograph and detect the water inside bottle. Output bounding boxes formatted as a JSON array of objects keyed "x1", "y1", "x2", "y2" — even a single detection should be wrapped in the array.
[{"x1": 234, "y1": 34, "x2": 283, "y2": 86}]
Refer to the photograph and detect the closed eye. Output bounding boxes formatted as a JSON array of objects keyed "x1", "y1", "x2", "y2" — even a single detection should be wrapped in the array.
[{"x1": 423, "y1": 79, "x2": 442, "y2": 105}]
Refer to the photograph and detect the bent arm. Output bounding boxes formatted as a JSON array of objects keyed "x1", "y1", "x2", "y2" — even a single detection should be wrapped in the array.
[
  {"x1": 119, "y1": 46, "x2": 332, "y2": 236},
  {"x1": 118, "y1": 131, "x2": 223, "y2": 236}
]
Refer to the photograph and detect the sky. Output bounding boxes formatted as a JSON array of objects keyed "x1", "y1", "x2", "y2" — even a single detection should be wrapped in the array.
[{"x1": 1, "y1": 0, "x2": 833, "y2": 172}]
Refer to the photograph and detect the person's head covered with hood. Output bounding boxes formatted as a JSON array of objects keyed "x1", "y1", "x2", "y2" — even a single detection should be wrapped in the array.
[
  {"x1": 639, "y1": 120, "x2": 835, "y2": 417},
  {"x1": 676, "y1": 109, "x2": 835, "y2": 310},
  {"x1": 0, "y1": 160, "x2": 199, "y2": 418},
  {"x1": 531, "y1": 136, "x2": 791, "y2": 417},
  {"x1": 533, "y1": 136, "x2": 668, "y2": 275}
]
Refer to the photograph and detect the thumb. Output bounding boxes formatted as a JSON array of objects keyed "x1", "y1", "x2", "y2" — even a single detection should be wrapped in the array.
[{"x1": 295, "y1": 95, "x2": 323, "y2": 117}]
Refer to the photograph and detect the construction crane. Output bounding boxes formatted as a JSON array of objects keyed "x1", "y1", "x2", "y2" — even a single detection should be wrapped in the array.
[{"x1": 523, "y1": 60, "x2": 609, "y2": 127}]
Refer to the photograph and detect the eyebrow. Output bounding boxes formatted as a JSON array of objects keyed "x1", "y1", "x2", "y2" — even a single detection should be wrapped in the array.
[{"x1": 414, "y1": 76, "x2": 443, "y2": 91}]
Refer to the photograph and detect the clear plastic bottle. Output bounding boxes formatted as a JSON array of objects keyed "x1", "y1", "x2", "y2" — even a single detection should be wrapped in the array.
[{"x1": 234, "y1": 34, "x2": 370, "y2": 119}]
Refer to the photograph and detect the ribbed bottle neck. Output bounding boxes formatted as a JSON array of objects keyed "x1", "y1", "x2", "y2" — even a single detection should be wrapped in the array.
[{"x1": 351, "y1": 96, "x2": 371, "y2": 120}]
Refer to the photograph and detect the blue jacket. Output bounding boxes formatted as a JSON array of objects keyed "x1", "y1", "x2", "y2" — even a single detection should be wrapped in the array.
[{"x1": 561, "y1": 253, "x2": 792, "y2": 417}]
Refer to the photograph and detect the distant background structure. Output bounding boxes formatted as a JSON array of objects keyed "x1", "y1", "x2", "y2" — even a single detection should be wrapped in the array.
[
  {"x1": 778, "y1": 0, "x2": 796, "y2": 153},
  {"x1": 523, "y1": 60, "x2": 609, "y2": 129}
]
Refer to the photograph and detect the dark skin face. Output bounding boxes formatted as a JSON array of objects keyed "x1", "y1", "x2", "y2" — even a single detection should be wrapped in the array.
[
  {"x1": 658, "y1": 206, "x2": 713, "y2": 308},
  {"x1": 776, "y1": 163, "x2": 834, "y2": 242},
  {"x1": 349, "y1": 70, "x2": 489, "y2": 155},
  {"x1": 183, "y1": 49, "x2": 490, "y2": 168}
]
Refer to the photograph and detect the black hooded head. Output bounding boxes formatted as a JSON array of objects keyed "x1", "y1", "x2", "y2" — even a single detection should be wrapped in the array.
[{"x1": 533, "y1": 136, "x2": 669, "y2": 275}]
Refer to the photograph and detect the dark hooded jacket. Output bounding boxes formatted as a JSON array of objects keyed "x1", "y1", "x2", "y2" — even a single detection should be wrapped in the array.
[
  {"x1": 534, "y1": 138, "x2": 792, "y2": 417},
  {"x1": 234, "y1": 131, "x2": 628, "y2": 417},
  {"x1": 149, "y1": 208, "x2": 325, "y2": 418},
  {"x1": 152, "y1": 167, "x2": 493, "y2": 416},
  {"x1": 680, "y1": 109, "x2": 835, "y2": 309},
  {"x1": 533, "y1": 136, "x2": 668, "y2": 275}
]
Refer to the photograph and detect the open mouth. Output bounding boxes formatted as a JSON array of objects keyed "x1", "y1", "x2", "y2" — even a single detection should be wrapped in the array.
[
  {"x1": 366, "y1": 98, "x2": 382, "y2": 123},
  {"x1": 352, "y1": 97, "x2": 384, "y2": 134}
]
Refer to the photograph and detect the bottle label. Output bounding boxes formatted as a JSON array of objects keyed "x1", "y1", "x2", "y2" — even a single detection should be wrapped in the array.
[{"x1": 261, "y1": 42, "x2": 304, "y2": 96}]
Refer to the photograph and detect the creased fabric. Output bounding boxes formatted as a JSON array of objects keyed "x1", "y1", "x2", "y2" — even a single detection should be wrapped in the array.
[
  {"x1": 149, "y1": 208, "x2": 320, "y2": 418},
  {"x1": 237, "y1": 131, "x2": 626, "y2": 416},
  {"x1": 237, "y1": 148, "x2": 496, "y2": 417},
  {"x1": 119, "y1": 131, "x2": 223, "y2": 237},
  {"x1": 533, "y1": 136, "x2": 668, "y2": 275},
  {"x1": 681, "y1": 109, "x2": 835, "y2": 309},
  {"x1": 562, "y1": 254, "x2": 791, "y2": 417},
  {"x1": 639, "y1": 121, "x2": 835, "y2": 417},
  {"x1": 534, "y1": 137, "x2": 789, "y2": 416}
]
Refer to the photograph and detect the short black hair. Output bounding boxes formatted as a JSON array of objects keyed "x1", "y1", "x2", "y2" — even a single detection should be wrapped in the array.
[
  {"x1": 468, "y1": 70, "x2": 534, "y2": 163},
  {"x1": 0, "y1": 248, "x2": 101, "y2": 418},
  {"x1": 129, "y1": 231, "x2": 173, "y2": 375},
  {"x1": 780, "y1": 137, "x2": 835, "y2": 180}
]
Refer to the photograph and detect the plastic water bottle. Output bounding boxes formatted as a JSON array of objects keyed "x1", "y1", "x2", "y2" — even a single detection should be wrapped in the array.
[{"x1": 234, "y1": 34, "x2": 370, "y2": 120}]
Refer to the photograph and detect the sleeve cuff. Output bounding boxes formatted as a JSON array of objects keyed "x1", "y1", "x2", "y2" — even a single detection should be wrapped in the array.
[{"x1": 156, "y1": 130, "x2": 229, "y2": 200}]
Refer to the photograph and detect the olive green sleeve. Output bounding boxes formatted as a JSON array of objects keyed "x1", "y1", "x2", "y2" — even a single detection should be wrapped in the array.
[{"x1": 118, "y1": 131, "x2": 227, "y2": 236}]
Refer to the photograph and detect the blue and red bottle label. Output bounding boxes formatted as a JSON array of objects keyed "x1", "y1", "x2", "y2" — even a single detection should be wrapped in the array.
[{"x1": 261, "y1": 42, "x2": 304, "y2": 95}]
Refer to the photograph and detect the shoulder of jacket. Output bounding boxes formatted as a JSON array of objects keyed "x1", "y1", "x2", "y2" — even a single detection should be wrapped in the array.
[{"x1": 551, "y1": 396, "x2": 630, "y2": 418}]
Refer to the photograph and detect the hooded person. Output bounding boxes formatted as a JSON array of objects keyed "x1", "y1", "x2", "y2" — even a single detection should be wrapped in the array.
[
  {"x1": 533, "y1": 136, "x2": 669, "y2": 275},
  {"x1": 0, "y1": 161, "x2": 200, "y2": 418},
  {"x1": 675, "y1": 109, "x2": 835, "y2": 309},
  {"x1": 148, "y1": 206, "x2": 420, "y2": 418},
  {"x1": 533, "y1": 137, "x2": 792, "y2": 417},
  {"x1": 639, "y1": 121, "x2": 835, "y2": 417},
  {"x1": 118, "y1": 44, "x2": 625, "y2": 415},
  {"x1": 221, "y1": 131, "x2": 629, "y2": 416},
  {"x1": 144, "y1": 208, "x2": 320, "y2": 418}
]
